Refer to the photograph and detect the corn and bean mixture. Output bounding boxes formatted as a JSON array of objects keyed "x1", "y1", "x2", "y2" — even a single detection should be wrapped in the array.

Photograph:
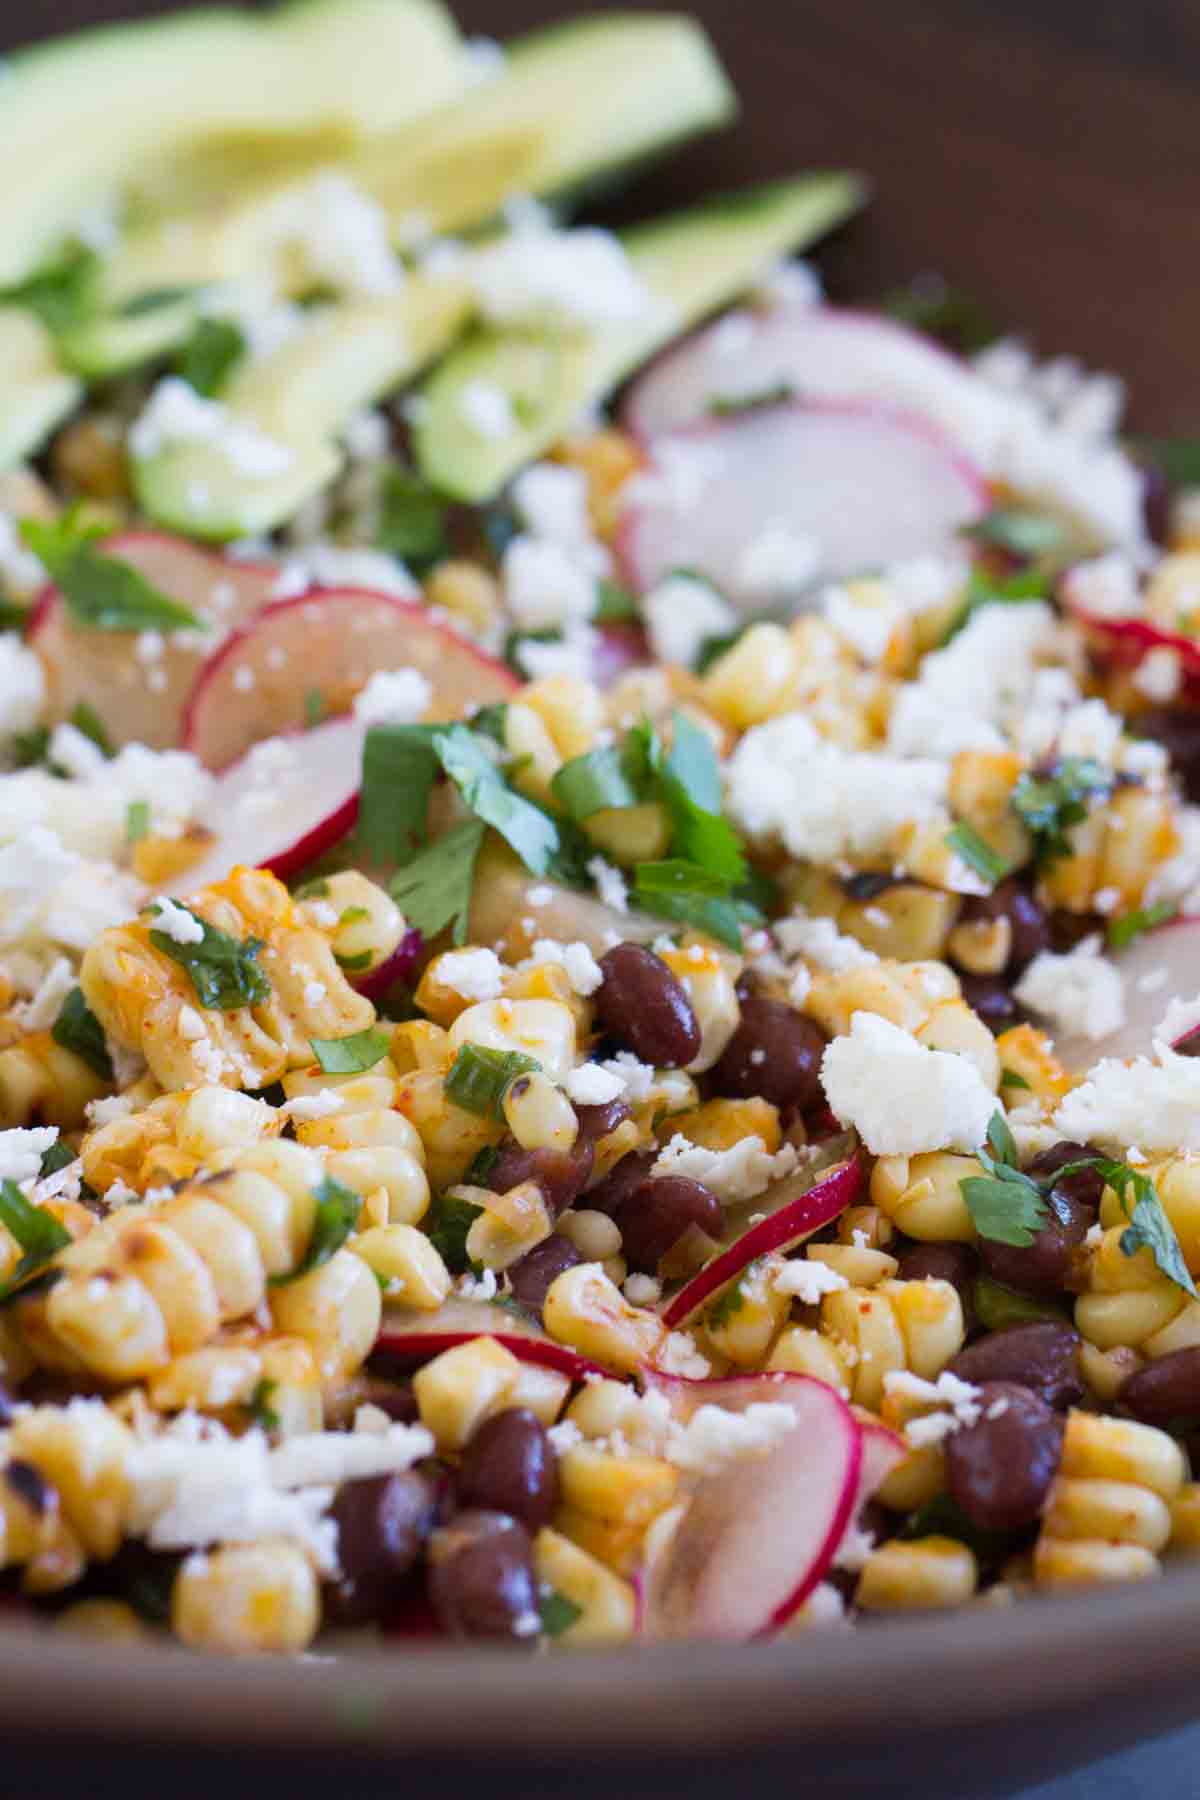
[{"x1": 5, "y1": 0, "x2": 1200, "y2": 1661}]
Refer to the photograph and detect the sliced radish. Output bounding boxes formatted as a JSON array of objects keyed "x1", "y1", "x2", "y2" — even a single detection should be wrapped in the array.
[
  {"x1": 376, "y1": 1295, "x2": 606, "y2": 1383},
  {"x1": 661, "y1": 1147, "x2": 861, "y2": 1330},
  {"x1": 1052, "y1": 915, "x2": 1200, "y2": 1071},
  {"x1": 592, "y1": 622, "x2": 651, "y2": 688},
  {"x1": 622, "y1": 303, "x2": 1143, "y2": 546},
  {"x1": 354, "y1": 927, "x2": 424, "y2": 1001},
  {"x1": 638, "y1": 1372, "x2": 862, "y2": 1640},
  {"x1": 27, "y1": 531, "x2": 277, "y2": 750},
  {"x1": 181, "y1": 588, "x2": 517, "y2": 770},
  {"x1": 850, "y1": 1415, "x2": 906, "y2": 1520},
  {"x1": 618, "y1": 403, "x2": 986, "y2": 612}
]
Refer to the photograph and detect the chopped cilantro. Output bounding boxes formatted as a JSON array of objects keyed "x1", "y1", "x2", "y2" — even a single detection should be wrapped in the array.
[
  {"x1": 445, "y1": 1044, "x2": 541, "y2": 1117},
  {"x1": 1011, "y1": 758, "x2": 1111, "y2": 869},
  {"x1": 125, "y1": 799, "x2": 150, "y2": 845},
  {"x1": 38, "y1": 1139, "x2": 77, "y2": 1178},
  {"x1": 694, "y1": 627, "x2": 743, "y2": 674},
  {"x1": 50, "y1": 986, "x2": 113, "y2": 1080},
  {"x1": 0, "y1": 1179, "x2": 72, "y2": 1299},
  {"x1": 964, "y1": 508, "x2": 1067, "y2": 560},
  {"x1": 708, "y1": 381, "x2": 796, "y2": 416},
  {"x1": 376, "y1": 467, "x2": 451, "y2": 570},
  {"x1": 1127, "y1": 437, "x2": 1200, "y2": 490},
  {"x1": 999, "y1": 1068, "x2": 1031, "y2": 1091},
  {"x1": 67, "y1": 701, "x2": 113, "y2": 756},
  {"x1": 1106, "y1": 900, "x2": 1177, "y2": 951},
  {"x1": 148, "y1": 910, "x2": 271, "y2": 1012},
  {"x1": 357, "y1": 723, "x2": 439, "y2": 866},
  {"x1": 944, "y1": 821, "x2": 1011, "y2": 886},
  {"x1": 269, "y1": 1176, "x2": 362, "y2": 1285},
  {"x1": 538, "y1": 1588, "x2": 583, "y2": 1637},
  {"x1": 424, "y1": 1190, "x2": 485, "y2": 1273},
  {"x1": 1069, "y1": 1157, "x2": 1197, "y2": 1298},
  {"x1": 389, "y1": 817, "x2": 487, "y2": 947},
  {"x1": 247, "y1": 1378, "x2": 280, "y2": 1432},
  {"x1": 309, "y1": 1026, "x2": 391, "y2": 1075},
  {"x1": 959, "y1": 1113, "x2": 1050, "y2": 1247},
  {"x1": 631, "y1": 858, "x2": 744, "y2": 950},
  {"x1": 593, "y1": 579, "x2": 638, "y2": 623},
  {"x1": 939, "y1": 564, "x2": 1047, "y2": 645},
  {"x1": 2, "y1": 247, "x2": 98, "y2": 336},
  {"x1": 174, "y1": 316, "x2": 246, "y2": 396},
  {"x1": 11, "y1": 724, "x2": 50, "y2": 768},
  {"x1": 303, "y1": 688, "x2": 326, "y2": 729},
  {"x1": 433, "y1": 723, "x2": 558, "y2": 877},
  {"x1": 21, "y1": 512, "x2": 202, "y2": 633},
  {"x1": 0, "y1": 596, "x2": 28, "y2": 631},
  {"x1": 552, "y1": 745, "x2": 640, "y2": 821}
]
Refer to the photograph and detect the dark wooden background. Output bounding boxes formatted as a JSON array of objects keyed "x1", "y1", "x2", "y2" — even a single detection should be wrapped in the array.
[{"x1": 11, "y1": 0, "x2": 1200, "y2": 430}]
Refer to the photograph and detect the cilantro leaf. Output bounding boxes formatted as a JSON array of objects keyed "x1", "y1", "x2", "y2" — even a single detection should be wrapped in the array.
[
  {"x1": 1127, "y1": 437, "x2": 1200, "y2": 490},
  {"x1": 389, "y1": 818, "x2": 486, "y2": 946},
  {"x1": 38, "y1": 1140, "x2": 77, "y2": 1178},
  {"x1": 174, "y1": 316, "x2": 246, "y2": 396},
  {"x1": 551, "y1": 746, "x2": 640, "y2": 821},
  {"x1": 149, "y1": 910, "x2": 271, "y2": 1012},
  {"x1": 376, "y1": 467, "x2": 451, "y2": 569},
  {"x1": 269, "y1": 1176, "x2": 362, "y2": 1285},
  {"x1": 50, "y1": 986, "x2": 113, "y2": 1081},
  {"x1": 358, "y1": 724, "x2": 439, "y2": 866},
  {"x1": 659, "y1": 710, "x2": 745, "y2": 885},
  {"x1": 959, "y1": 1112, "x2": 1049, "y2": 1247},
  {"x1": 424, "y1": 1190, "x2": 484, "y2": 1273},
  {"x1": 944, "y1": 822, "x2": 1010, "y2": 885},
  {"x1": 538, "y1": 1589, "x2": 583, "y2": 1637},
  {"x1": 939, "y1": 565, "x2": 1047, "y2": 646},
  {"x1": 1011, "y1": 758, "x2": 1112, "y2": 869},
  {"x1": 67, "y1": 701, "x2": 113, "y2": 757},
  {"x1": 593, "y1": 579, "x2": 638, "y2": 623},
  {"x1": 0, "y1": 1179, "x2": 72, "y2": 1299},
  {"x1": 631, "y1": 858, "x2": 743, "y2": 950},
  {"x1": 964, "y1": 509, "x2": 1067, "y2": 560},
  {"x1": 0, "y1": 596, "x2": 28, "y2": 631},
  {"x1": 126, "y1": 799, "x2": 150, "y2": 845},
  {"x1": 247, "y1": 1378, "x2": 280, "y2": 1432},
  {"x1": 445, "y1": 1044, "x2": 541, "y2": 1117},
  {"x1": 309, "y1": 1026, "x2": 392, "y2": 1075},
  {"x1": 2, "y1": 248, "x2": 98, "y2": 336},
  {"x1": 1106, "y1": 900, "x2": 1177, "y2": 951},
  {"x1": 433, "y1": 723, "x2": 558, "y2": 877},
  {"x1": 304, "y1": 688, "x2": 326, "y2": 729},
  {"x1": 1090, "y1": 1159, "x2": 1198, "y2": 1298},
  {"x1": 21, "y1": 514, "x2": 202, "y2": 633}
]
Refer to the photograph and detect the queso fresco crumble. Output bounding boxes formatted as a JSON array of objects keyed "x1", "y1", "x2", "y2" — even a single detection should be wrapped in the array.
[{"x1": 3, "y1": 0, "x2": 1200, "y2": 1661}]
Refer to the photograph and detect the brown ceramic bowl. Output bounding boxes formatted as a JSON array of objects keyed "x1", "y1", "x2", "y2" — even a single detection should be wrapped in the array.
[{"x1": 6, "y1": 1, "x2": 1198, "y2": 1792}]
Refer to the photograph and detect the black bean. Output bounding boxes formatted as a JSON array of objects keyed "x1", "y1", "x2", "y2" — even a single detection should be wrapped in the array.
[
  {"x1": 957, "y1": 880, "x2": 1049, "y2": 975},
  {"x1": 574, "y1": 1099, "x2": 633, "y2": 1145},
  {"x1": 5, "y1": 1460, "x2": 52, "y2": 1516},
  {"x1": 1140, "y1": 459, "x2": 1173, "y2": 548},
  {"x1": 945, "y1": 1381, "x2": 1064, "y2": 1532},
  {"x1": 1025, "y1": 1141, "x2": 1105, "y2": 1212},
  {"x1": 978, "y1": 1190, "x2": 1094, "y2": 1298},
  {"x1": 507, "y1": 1235, "x2": 583, "y2": 1318},
  {"x1": 595, "y1": 944, "x2": 700, "y2": 1068},
  {"x1": 585, "y1": 1148, "x2": 658, "y2": 1219},
  {"x1": 1047, "y1": 909, "x2": 1102, "y2": 954},
  {"x1": 895, "y1": 1242, "x2": 980, "y2": 1335},
  {"x1": 948, "y1": 1321, "x2": 1084, "y2": 1411},
  {"x1": 326, "y1": 1469, "x2": 438, "y2": 1625},
  {"x1": 710, "y1": 995, "x2": 826, "y2": 1113},
  {"x1": 484, "y1": 1137, "x2": 594, "y2": 1219},
  {"x1": 352, "y1": 1374, "x2": 421, "y2": 1425},
  {"x1": 613, "y1": 1175, "x2": 725, "y2": 1274},
  {"x1": 427, "y1": 1509, "x2": 538, "y2": 1643},
  {"x1": 957, "y1": 974, "x2": 1020, "y2": 1032},
  {"x1": 0, "y1": 1384, "x2": 16, "y2": 1430},
  {"x1": 1120, "y1": 1347, "x2": 1200, "y2": 1428},
  {"x1": 1136, "y1": 707, "x2": 1200, "y2": 801},
  {"x1": 458, "y1": 1408, "x2": 558, "y2": 1530}
]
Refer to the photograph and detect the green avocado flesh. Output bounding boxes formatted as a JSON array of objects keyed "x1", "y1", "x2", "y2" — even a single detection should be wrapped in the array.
[{"x1": 413, "y1": 172, "x2": 866, "y2": 503}]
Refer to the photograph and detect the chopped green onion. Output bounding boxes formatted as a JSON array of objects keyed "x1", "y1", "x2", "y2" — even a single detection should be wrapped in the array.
[
  {"x1": 1106, "y1": 900, "x2": 1177, "y2": 951},
  {"x1": 445, "y1": 1044, "x2": 540, "y2": 1117},
  {"x1": 0, "y1": 1179, "x2": 72, "y2": 1299},
  {"x1": 944, "y1": 822, "x2": 1010, "y2": 885},
  {"x1": 148, "y1": 910, "x2": 270, "y2": 1011},
  {"x1": 50, "y1": 986, "x2": 113, "y2": 1080},
  {"x1": 125, "y1": 799, "x2": 150, "y2": 845}
]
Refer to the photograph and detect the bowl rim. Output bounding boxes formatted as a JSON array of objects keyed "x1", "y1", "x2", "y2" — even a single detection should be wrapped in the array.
[{"x1": 13, "y1": 1559, "x2": 1200, "y2": 1755}]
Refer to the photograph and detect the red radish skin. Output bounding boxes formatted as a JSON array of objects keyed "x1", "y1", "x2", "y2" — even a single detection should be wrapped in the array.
[
  {"x1": 661, "y1": 1152, "x2": 862, "y2": 1330},
  {"x1": 592, "y1": 622, "x2": 651, "y2": 688},
  {"x1": 376, "y1": 1296, "x2": 606, "y2": 1383},
  {"x1": 27, "y1": 531, "x2": 277, "y2": 750},
  {"x1": 182, "y1": 588, "x2": 517, "y2": 770},
  {"x1": 618, "y1": 402, "x2": 986, "y2": 612},
  {"x1": 1061, "y1": 566, "x2": 1200, "y2": 690},
  {"x1": 1052, "y1": 915, "x2": 1200, "y2": 1071},
  {"x1": 849, "y1": 1417, "x2": 906, "y2": 1519},
  {"x1": 353, "y1": 927, "x2": 424, "y2": 1000},
  {"x1": 637, "y1": 1372, "x2": 863, "y2": 1640}
]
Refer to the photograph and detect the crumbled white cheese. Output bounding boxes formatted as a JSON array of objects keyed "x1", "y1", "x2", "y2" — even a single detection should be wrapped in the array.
[
  {"x1": 266, "y1": 1422, "x2": 434, "y2": 1490},
  {"x1": 821, "y1": 582, "x2": 902, "y2": 665},
  {"x1": 341, "y1": 408, "x2": 391, "y2": 462},
  {"x1": 885, "y1": 1369, "x2": 984, "y2": 1446},
  {"x1": 1067, "y1": 550, "x2": 1143, "y2": 619},
  {"x1": 663, "y1": 1400, "x2": 798, "y2": 1473},
  {"x1": 776, "y1": 911, "x2": 878, "y2": 973},
  {"x1": 467, "y1": 227, "x2": 654, "y2": 331},
  {"x1": 642, "y1": 574, "x2": 736, "y2": 669},
  {"x1": 455, "y1": 1266, "x2": 498, "y2": 1302},
  {"x1": 511, "y1": 463, "x2": 593, "y2": 547},
  {"x1": 820, "y1": 1012, "x2": 996, "y2": 1156},
  {"x1": 129, "y1": 378, "x2": 292, "y2": 477},
  {"x1": 832, "y1": 1524, "x2": 876, "y2": 1574},
  {"x1": 457, "y1": 380, "x2": 516, "y2": 439},
  {"x1": 0, "y1": 827, "x2": 143, "y2": 955},
  {"x1": 547, "y1": 1420, "x2": 584, "y2": 1454},
  {"x1": 86, "y1": 1094, "x2": 136, "y2": 1128},
  {"x1": 773, "y1": 1258, "x2": 849, "y2": 1304},
  {"x1": 14, "y1": 954, "x2": 75, "y2": 1032},
  {"x1": 152, "y1": 896, "x2": 205, "y2": 946},
  {"x1": 0, "y1": 510, "x2": 47, "y2": 597},
  {"x1": 594, "y1": 1052, "x2": 655, "y2": 1103},
  {"x1": 735, "y1": 522, "x2": 822, "y2": 602},
  {"x1": 890, "y1": 602, "x2": 1061, "y2": 761},
  {"x1": 351, "y1": 667, "x2": 433, "y2": 728},
  {"x1": 1053, "y1": 1041, "x2": 1200, "y2": 1152},
  {"x1": 271, "y1": 543, "x2": 416, "y2": 600},
  {"x1": 502, "y1": 535, "x2": 596, "y2": 631},
  {"x1": 726, "y1": 711, "x2": 947, "y2": 865},
  {"x1": 655, "y1": 1331, "x2": 711, "y2": 1379},
  {"x1": 526, "y1": 938, "x2": 603, "y2": 996},
  {"x1": 565, "y1": 1062, "x2": 627, "y2": 1106},
  {"x1": 1133, "y1": 646, "x2": 1184, "y2": 704},
  {"x1": 623, "y1": 1273, "x2": 662, "y2": 1307},
  {"x1": 1013, "y1": 937, "x2": 1125, "y2": 1042},
  {"x1": 261, "y1": 172, "x2": 404, "y2": 297},
  {"x1": 651, "y1": 1133, "x2": 800, "y2": 1204},
  {"x1": 437, "y1": 947, "x2": 504, "y2": 1002},
  {"x1": 512, "y1": 623, "x2": 598, "y2": 682},
  {"x1": 0, "y1": 633, "x2": 47, "y2": 750},
  {"x1": 587, "y1": 855, "x2": 628, "y2": 914},
  {"x1": 0, "y1": 1125, "x2": 57, "y2": 1185}
]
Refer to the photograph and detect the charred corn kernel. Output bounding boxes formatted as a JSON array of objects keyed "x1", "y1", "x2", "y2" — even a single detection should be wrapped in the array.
[
  {"x1": 386, "y1": 1020, "x2": 451, "y2": 1075},
  {"x1": 1076, "y1": 1286, "x2": 1186, "y2": 1351},
  {"x1": 947, "y1": 913, "x2": 1011, "y2": 977},
  {"x1": 897, "y1": 815, "x2": 995, "y2": 896},
  {"x1": 671, "y1": 1097, "x2": 781, "y2": 1155},
  {"x1": 877, "y1": 1277, "x2": 965, "y2": 1378},
  {"x1": 81, "y1": 1092, "x2": 184, "y2": 1197},
  {"x1": 1170, "y1": 1483, "x2": 1200, "y2": 1551},
  {"x1": 555, "y1": 428, "x2": 642, "y2": 537},
  {"x1": 838, "y1": 1205, "x2": 895, "y2": 1250},
  {"x1": 503, "y1": 1069, "x2": 578, "y2": 1153},
  {"x1": 821, "y1": 1287, "x2": 906, "y2": 1411},
  {"x1": 543, "y1": 1263, "x2": 665, "y2": 1375},
  {"x1": 425, "y1": 559, "x2": 503, "y2": 638},
  {"x1": 31, "y1": 1270, "x2": 166, "y2": 1381},
  {"x1": 0, "y1": 1032, "x2": 108, "y2": 1131},
  {"x1": 55, "y1": 1599, "x2": 147, "y2": 1643},
  {"x1": 870, "y1": 1152, "x2": 979, "y2": 1243},
  {"x1": 412, "y1": 1335, "x2": 520, "y2": 1452},
  {"x1": 0, "y1": 1454, "x2": 85, "y2": 1594},
  {"x1": 131, "y1": 827, "x2": 211, "y2": 887},
  {"x1": 9, "y1": 1402, "x2": 132, "y2": 1560},
  {"x1": 507, "y1": 1361, "x2": 571, "y2": 1427},
  {"x1": 915, "y1": 1000, "x2": 999, "y2": 1091},
  {"x1": 767, "y1": 1325, "x2": 851, "y2": 1395},
  {"x1": 557, "y1": 1210, "x2": 623, "y2": 1263},
  {"x1": 948, "y1": 750, "x2": 1031, "y2": 872},
  {"x1": 605, "y1": 666, "x2": 676, "y2": 733},
  {"x1": 874, "y1": 1443, "x2": 946, "y2": 1512},
  {"x1": 558, "y1": 1443, "x2": 678, "y2": 1528},
  {"x1": 296, "y1": 1101, "x2": 421, "y2": 1161},
  {"x1": 172, "y1": 1541, "x2": 319, "y2": 1654},
  {"x1": 702, "y1": 623, "x2": 796, "y2": 730},
  {"x1": 82, "y1": 866, "x2": 374, "y2": 1094},
  {"x1": 308, "y1": 870, "x2": 406, "y2": 975},
  {"x1": 147, "y1": 1344, "x2": 263, "y2": 1414},
  {"x1": 898, "y1": 961, "x2": 961, "y2": 1006},
  {"x1": 1042, "y1": 1476, "x2": 1171, "y2": 1553},
  {"x1": 1037, "y1": 805, "x2": 1105, "y2": 914},
  {"x1": 1033, "y1": 1538, "x2": 1159, "y2": 1590},
  {"x1": 703, "y1": 1255, "x2": 791, "y2": 1367},
  {"x1": 519, "y1": 674, "x2": 605, "y2": 762},
  {"x1": 808, "y1": 1243, "x2": 899, "y2": 1289},
  {"x1": 449, "y1": 997, "x2": 576, "y2": 1083},
  {"x1": 268, "y1": 1247, "x2": 381, "y2": 1383},
  {"x1": 856, "y1": 1536, "x2": 978, "y2": 1611},
  {"x1": 1060, "y1": 1410, "x2": 1185, "y2": 1499},
  {"x1": 465, "y1": 1180, "x2": 553, "y2": 1271},
  {"x1": 352, "y1": 1223, "x2": 450, "y2": 1310},
  {"x1": 658, "y1": 944, "x2": 740, "y2": 1073},
  {"x1": 993, "y1": 1025, "x2": 1072, "y2": 1110},
  {"x1": 393, "y1": 1069, "x2": 502, "y2": 1189},
  {"x1": 213, "y1": 1166, "x2": 314, "y2": 1279},
  {"x1": 504, "y1": 702, "x2": 561, "y2": 806},
  {"x1": 176, "y1": 1087, "x2": 277, "y2": 1160},
  {"x1": 155, "y1": 1191, "x2": 267, "y2": 1321},
  {"x1": 565, "y1": 1378, "x2": 645, "y2": 1440},
  {"x1": 1078, "y1": 1341, "x2": 1143, "y2": 1402},
  {"x1": 583, "y1": 801, "x2": 672, "y2": 868},
  {"x1": 326, "y1": 1144, "x2": 430, "y2": 1226},
  {"x1": 805, "y1": 960, "x2": 929, "y2": 1041},
  {"x1": 1089, "y1": 1227, "x2": 1174, "y2": 1297},
  {"x1": 840, "y1": 886, "x2": 960, "y2": 964},
  {"x1": 51, "y1": 1213, "x2": 221, "y2": 1369},
  {"x1": 532, "y1": 1527, "x2": 636, "y2": 1645}
]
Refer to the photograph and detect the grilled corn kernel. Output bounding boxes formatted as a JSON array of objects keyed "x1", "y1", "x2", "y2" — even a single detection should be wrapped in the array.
[
  {"x1": 914, "y1": 1000, "x2": 999, "y2": 1091},
  {"x1": 507, "y1": 1362, "x2": 571, "y2": 1427},
  {"x1": 877, "y1": 1276, "x2": 965, "y2": 1379},
  {"x1": 820, "y1": 1287, "x2": 906, "y2": 1411},
  {"x1": 448, "y1": 998, "x2": 576, "y2": 1083},
  {"x1": 532, "y1": 1527, "x2": 636, "y2": 1645},
  {"x1": 1042, "y1": 1476, "x2": 1171, "y2": 1553},
  {"x1": 856, "y1": 1536, "x2": 978, "y2": 1611},
  {"x1": 874, "y1": 1443, "x2": 946, "y2": 1512},
  {"x1": 503, "y1": 1069, "x2": 578, "y2": 1153},
  {"x1": 583, "y1": 802, "x2": 672, "y2": 868},
  {"x1": 1033, "y1": 1538, "x2": 1159, "y2": 1590},
  {"x1": 767, "y1": 1325, "x2": 851, "y2": 1395},
  {"x1": 1170, "y1": 1483, "x2": 1200, "y2": 1551},
  {"x1": 504, "y1": 703, "x2": 561, "y2": 806},
  {"x1": 805, "y1": 959, "x2": 929, "y2": 1041},
  {"x1": 172, "y1": 1542, "x2": 320, "y2": 1654},
  {"x1": 465, "y1": 1180, "x2": 553, "y2": 1271},
  {"x1": 9, "y1": 1403, "x2": 132, "y2": 1560},
  {"x1": 672, "y1": 1097, "x2": 781, "y2": 1155},
  {"x1": 703, "y1": 1256, "x2": 791, "y2": 1367},
  {"x1": 412, "y1": 1336, "x2": 520, "y2": 1452},
  {"x1": 557, "y1": 1210, "x2": 622, "y2": 1263},
  {"x1": 311, "y1": 870, "x2": 406, "y2": 975},
  {"x1": 268, "y1": 1248, "x2": 381, "y2": 1383},
  {"x1": 992, "y1": 1025, "x2": 1072, "y2": 1110},
  {"x1": 543, "y1": 1264, "x2": 665, "y2": 1375},
  {"x1": 658, "y1": 944, "x2": 741, "y2": 1073},
  {"x1": 808, "y1": 1243, "x2": 899, "y2": 1289},
  {"x1": 55, "y1": 1599, "x2": 148, "y2": 1643},
  {"x1": 870, "y1": 1152, "x2": 979, "y2": 1242},
  {"x1": 1075, "y1": 1286, "x2": 1187, "y2": 1351},
  {"x1": 519, "y1": 674, "x2": 605, "y2": 763},
  {"x1": 326, "y1": 1143, "x2": 430, "y2": 1226},
  {"x1": 1059, "y1": 1410, "x2": 1186, "y2": 1500},
  {"x1": 1077, "y1": 1341, "x2": 1142, "y2": 1403},
  {"x1": 352, "y1": 1224, "x2": 451, "y2": 1310},
  {"x1": 0, "y1": 1034, "x2": 108, "y2": 1131},
  {"x1": 425, "y1": 559, "x2": 503, "y2": 639},
  {"x1": 147, "y1": 1344, "x2": 263, "y2": 1415},
  {"x1": 558, "y1": 1443, "x2": 679, "y2": 1529},
  {"x1": 701, "y1": 623, "x2": 796, "y2": 729},
  {"x1": 565, "y1": 1377, "x2": 645, "y2": 1440}
]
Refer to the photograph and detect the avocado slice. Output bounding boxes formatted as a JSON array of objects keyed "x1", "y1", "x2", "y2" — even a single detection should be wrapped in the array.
[
  {"x1": 412, "y1": 172, "x2": 866, "y2": 503},
  {"x1": 132, "y1": 278, "x2": 472, "y2": 540},
  {"x1": 0, "y1": 309, "x2": 82, "y2": 469},
  {"x1": 0, "y1": 0, "x2": 466, "y2": 291}
]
